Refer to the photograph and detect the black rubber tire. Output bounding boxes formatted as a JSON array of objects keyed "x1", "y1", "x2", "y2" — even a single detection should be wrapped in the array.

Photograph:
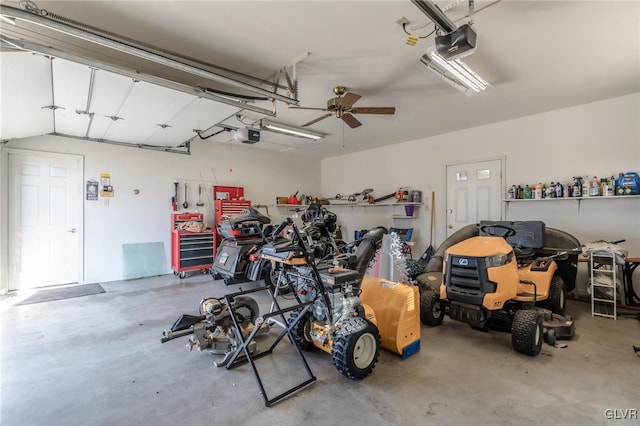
[
  {"x1": 178, "y1": 271, "x2": 186, "y2": 279},
  {"x1": 264, "y1": 264, "x2": 291, "y2": 295},
  {"x1": 287, "y1": 308, "x2": 315, "y2": 351},
  {"x1": 420, "y1": 290, "x2": 445, "y2": 326},
  {"x1": 539, "y1": 275, "x2": 566, "y2": 315},
  {"x1": 331, "y1": 317, "x2": 380, "y2": 380},
  {"x1": 511, "y1": 309, "x2": 543, "y2": 356}
]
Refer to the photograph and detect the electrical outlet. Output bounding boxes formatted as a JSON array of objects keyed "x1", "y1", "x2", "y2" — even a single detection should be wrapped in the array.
[{"x1": 396, "y1": 16, "x2": 410, "y2": 26}]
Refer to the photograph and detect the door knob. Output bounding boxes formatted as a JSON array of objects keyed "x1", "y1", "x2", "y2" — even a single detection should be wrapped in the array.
[
  {"x1": 447, "y1": 209, "x2": 453, "y2": 213},
  {"x1": 448, "y1": 225, "x2": 453, "y2": 229},
  {"x1": 66, "y1": 228, "x2": 77, "y2": 233}
]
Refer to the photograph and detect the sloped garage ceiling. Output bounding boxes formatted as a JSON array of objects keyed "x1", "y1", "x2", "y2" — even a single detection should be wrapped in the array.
[
  {"x1": 1, "y1": 52, "x2": 244, "y2": 152},
  {"x1": 1, "y1": 1, "x2": 639, "y2": 158}
]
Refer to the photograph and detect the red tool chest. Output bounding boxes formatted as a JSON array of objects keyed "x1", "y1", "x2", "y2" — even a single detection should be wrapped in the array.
[
  {"x1": 213, "y1": 185, "x2": 251, "y2": 246},
  {"x1": 170, "y1": 212, "x2": 215, "y2": 278}
]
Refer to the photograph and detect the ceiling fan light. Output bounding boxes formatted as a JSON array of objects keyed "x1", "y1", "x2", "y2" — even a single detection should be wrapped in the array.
[{"x1": 261, "y1": 120, "x2": 325, "y2": 140}]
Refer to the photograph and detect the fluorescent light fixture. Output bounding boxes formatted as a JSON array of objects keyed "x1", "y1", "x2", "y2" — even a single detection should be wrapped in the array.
[
  {"x1": 261, "y1": 120, "x2": 325, "y2": 140},
  {"x1": 0, "y1": 14, "x2": 16, "y2": 25},
  {"x1": 420, "y1": 47, "x2": 489, "y2": 95}
]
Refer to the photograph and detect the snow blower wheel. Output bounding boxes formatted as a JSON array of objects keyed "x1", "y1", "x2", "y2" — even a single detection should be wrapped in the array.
[{"x1": 331, "y1": 316, "x2": 380, "y2": 380}]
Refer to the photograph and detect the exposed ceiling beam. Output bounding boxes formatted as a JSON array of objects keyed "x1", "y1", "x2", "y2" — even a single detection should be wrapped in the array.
[
  {"x1": 53, "y1": 132, "x2": 191, "y2": 155},
  {"x1": 0, "y1": 4, "x2": 298, "y2": 105},
  {"x1": 0, "y1": 35, "x2": 277, "y2": 117}
]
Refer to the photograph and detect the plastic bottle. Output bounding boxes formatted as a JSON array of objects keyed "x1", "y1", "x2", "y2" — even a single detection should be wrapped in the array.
[
  {"x1": 507, "y1": 185, "x2": 516, "y2": 199},
  {"x1": 533, "y1": 183, "x2": 542, "y2": 199},
  {"x1": 604, "y1": 177, "x2": 614, "y2": 196},
  {"x1": 572, "y1": 177, "x2": 581, "y2": 198},
  {"x1": 541, "y1": 183, "x2": 547, "y2": 199},
  {"x1": 582, "y1": 176, "x2": 589, "y2": 197},
  {"x1": 563, "y1": 182, "x2": 570, "y2": 198},
  {"x1": 524, "y1": 184, "x2": 532, "y2": 199},
  {"x1": 590, "y1": 176, "x2": 599, "y2": 196},
  {"x1": 517, "y1": 185, "x2": 523, "y2": 199},
  {"x1": 555, "y1": 182, "x2": 562, "y2": 198},
  {"x1": 548, "y1": 182, "x2": 555, "y2": 198},
  {"x1": 616, "y1": 173, "x2": 625, "y2": 195}
]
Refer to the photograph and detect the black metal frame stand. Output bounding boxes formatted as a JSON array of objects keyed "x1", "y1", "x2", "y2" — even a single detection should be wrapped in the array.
[{"x1": 223, "y1": 286, "x2": 316, "y2": 407}]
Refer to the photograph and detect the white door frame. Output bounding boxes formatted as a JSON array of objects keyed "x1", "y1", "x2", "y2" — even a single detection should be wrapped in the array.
[
  {"x1": 3, "y1": 148, "x2": 84, "y2": 291},
  {"x1": 444, "y1": 156, "x2": 505, "y2": 237}
]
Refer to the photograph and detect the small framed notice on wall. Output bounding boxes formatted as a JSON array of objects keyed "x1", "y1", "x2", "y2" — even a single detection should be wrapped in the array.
[
  {"x1": 86, "y1": 179, "x2": 98, "y2": 200},
  {"x1": 100, "y1": 173, "x2": 114, "y2": 197}
]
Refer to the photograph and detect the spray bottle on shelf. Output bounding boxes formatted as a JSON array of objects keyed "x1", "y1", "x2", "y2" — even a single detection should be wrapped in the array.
[
  {"x1": 523, "y1": 184, "x2": 532, "y2": 199},
  {"x1": 572, "y1": 177, "x2": 582, "y2": 198}
]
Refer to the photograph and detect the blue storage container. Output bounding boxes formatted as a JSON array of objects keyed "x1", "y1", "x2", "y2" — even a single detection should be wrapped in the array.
[{"x1": 617, "y1": 172, "x2": 640, "y2": 195}]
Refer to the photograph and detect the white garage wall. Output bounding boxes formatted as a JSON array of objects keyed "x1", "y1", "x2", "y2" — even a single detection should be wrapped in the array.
[
  {"x1": 0, "y1": 136, "x2": 320, "y2": 288},
  {"x1": 321, "y1": 94, "x2": 640, "y2": 292},
  {"x1": 1, "y1": 94, "x2": 638, "y2": 293}
]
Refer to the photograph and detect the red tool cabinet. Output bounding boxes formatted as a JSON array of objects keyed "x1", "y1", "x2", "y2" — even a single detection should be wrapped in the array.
[
  {"x1": 170, "y1": 213, "x2": 215, "y2": 278},
  {"x1": 213, "y1": 185, "x2": 251, "y2": 247}
]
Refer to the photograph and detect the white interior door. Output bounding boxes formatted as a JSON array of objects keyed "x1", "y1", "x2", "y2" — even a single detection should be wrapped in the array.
[
  {"x1": 8, "y1": 150, "x2": 82, "y2": 290},
  {"x1": 446, "y1": 159, "x2": 502, "y2": 238}
]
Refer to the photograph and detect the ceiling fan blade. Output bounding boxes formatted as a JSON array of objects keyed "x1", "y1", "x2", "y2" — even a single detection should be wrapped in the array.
[
  {"x1": 351, "y1": 107, "x2": 396, "y2": 115},
  {"x1": 341, "y1": 113, "x2": 362, "y2": 128},
  {"x1": 302, "y1": 113, "x2": 332, "y2": 127},
  {"x1": 340, "y1": 92, "x2": 362, "y2": 109},
  {"x1": 288, "y1": 106, "x2": 328, "y2": 111}
]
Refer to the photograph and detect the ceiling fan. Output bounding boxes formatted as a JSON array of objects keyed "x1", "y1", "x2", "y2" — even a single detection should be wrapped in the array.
[{"x1": 292, "y1": 86, "x2": 395, "y2": 129}]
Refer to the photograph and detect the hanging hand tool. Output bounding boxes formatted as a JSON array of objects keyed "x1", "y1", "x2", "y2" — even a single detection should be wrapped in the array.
[
  {"x1": 196, "y1": 184, "x2": 205, "y2": 206},
  {"x1": 183, "y1": 183, "x2": 189, "y2": 209},
  {"x1": 172, "y1": 182, "x2": 179, "y2": 211}
]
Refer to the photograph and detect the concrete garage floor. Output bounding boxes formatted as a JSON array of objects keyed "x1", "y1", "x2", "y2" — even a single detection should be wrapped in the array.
[{"x1": 1, "y1": 274, "x2": 639, "y2": 426}]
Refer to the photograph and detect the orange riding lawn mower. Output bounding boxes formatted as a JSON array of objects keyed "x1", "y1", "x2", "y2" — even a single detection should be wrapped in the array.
[{"x1": 417, "y1": 221, "x2": 577, "y2": 356}]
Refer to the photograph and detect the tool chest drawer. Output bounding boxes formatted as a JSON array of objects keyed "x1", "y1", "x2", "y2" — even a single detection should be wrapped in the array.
[{"x1": 171, "y1": 230, "x2": 214, "y2": 277}]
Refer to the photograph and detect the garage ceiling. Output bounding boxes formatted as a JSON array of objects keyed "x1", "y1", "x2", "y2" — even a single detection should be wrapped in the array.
[{"x1": 1, "y1": 0, "x2": 638, "y2": 158}]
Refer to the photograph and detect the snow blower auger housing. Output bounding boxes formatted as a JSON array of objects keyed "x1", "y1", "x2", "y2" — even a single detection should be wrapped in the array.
[
  {"x1": 420, "y1": 221, "x2": 574, "y2": 356},
  {"x1": 258, "y1": 219, "x2": 420, "y2": 379}
]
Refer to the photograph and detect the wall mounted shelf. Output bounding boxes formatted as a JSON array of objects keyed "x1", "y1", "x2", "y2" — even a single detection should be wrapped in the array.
[
  {"x1": 503, "y1": 195, "x2": 639, "y2": 215},
  {"x1": 324, "y1": 202, "x2": 423, "y2": 207},
  {"x1": 503, "y1": 195, "x2": 640, "y2": 202}
]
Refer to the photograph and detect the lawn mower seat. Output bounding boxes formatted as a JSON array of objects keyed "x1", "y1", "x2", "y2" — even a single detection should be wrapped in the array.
[{"x1": 480, "y1": 220, "x2": 545, "y2": 264}]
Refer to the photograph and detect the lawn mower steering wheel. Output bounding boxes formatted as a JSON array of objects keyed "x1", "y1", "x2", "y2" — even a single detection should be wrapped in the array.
[{"x1": 480, "y1": 224, "x2": 516, "y2": 239}]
